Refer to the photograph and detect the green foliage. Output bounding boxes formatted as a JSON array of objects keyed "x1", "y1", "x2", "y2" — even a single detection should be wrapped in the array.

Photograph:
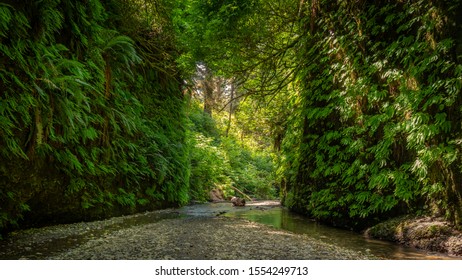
[
  {"x1": 0, "y1": 0, "x2": 189, "y2": 235},
  {"x1": 278, "y1": 0, "x2": 462, "y2": 228},
  {"x1": 188, "y1": 131, "x2": 232, "y2": 201},
  {"x1": 177, "y1": 0, "x2": 462, "y2": 228},
  {"x1": 173, "y1": 0, "x2": 266, "y2": 77},
  {"x1": 187, "y1": 101, "x2": 275, "y2": 201},
  {"x1": 222, "y1": 137, "x2": 275, "y2": 199}
]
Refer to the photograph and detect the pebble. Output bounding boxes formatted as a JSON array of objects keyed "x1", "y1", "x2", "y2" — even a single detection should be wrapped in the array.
[
  {"x1": 48, "y1": 217, "x2": 373, "y2": 260},
  {"x1": 1, "y1": 205, "x2": 374, "y2": 260}
]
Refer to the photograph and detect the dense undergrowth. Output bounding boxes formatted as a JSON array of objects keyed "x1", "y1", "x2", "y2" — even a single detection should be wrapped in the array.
[
  {"x1": 279, "y1": 0, "x2": 462, "y2": 229},
  {"x1": 187, "y1": 100, "x2": 275, "y2": 202},
  {"x1": 0, "y1": 0, "x2": 189, "y2": 236}
]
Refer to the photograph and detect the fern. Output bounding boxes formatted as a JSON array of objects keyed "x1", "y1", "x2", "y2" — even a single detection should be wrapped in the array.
[
  {"x1": 0, "y1": 0, "x2": 191, "y2": 235},
  {"x1": 278, "y1": 0, "x2": 462, "y2": 228}
]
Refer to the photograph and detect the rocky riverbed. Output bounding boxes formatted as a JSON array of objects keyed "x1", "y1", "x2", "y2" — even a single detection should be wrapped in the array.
[
  {"x1": 4, "y1": 201, "x2": 460, "y2": 260},
  {"x1": 0, "y1": 202, "x2": 373, "y2": 260},
  {"x1": 51, "y1": 217, "x2": 372, "y2": 260}
]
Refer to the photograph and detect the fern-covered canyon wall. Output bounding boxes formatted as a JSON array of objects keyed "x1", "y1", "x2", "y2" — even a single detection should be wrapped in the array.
[
  {"x1": 0, "y1": 0, "x2": 189, "y2": 235},
  {"x1": 281, "y1": 0, "x2": 462, "y2": 229}
]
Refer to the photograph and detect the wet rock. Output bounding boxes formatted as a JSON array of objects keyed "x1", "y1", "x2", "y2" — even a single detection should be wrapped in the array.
[
  {"x1": 231, "y1": 197, "x2": 245, "y2": 207},
  {"x1": 215, "y1": 211, "x2": 227, "y2": 216}
]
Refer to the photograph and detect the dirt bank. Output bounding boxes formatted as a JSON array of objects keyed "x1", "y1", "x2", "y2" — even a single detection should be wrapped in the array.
[{"x1": 366, "y1": 216, "x2": 462, "y2": 257}]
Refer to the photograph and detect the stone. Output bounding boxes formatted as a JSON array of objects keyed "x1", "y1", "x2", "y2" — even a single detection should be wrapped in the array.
[{"x1": 231, "y1": 196, "x2": 246, "y2": 207}]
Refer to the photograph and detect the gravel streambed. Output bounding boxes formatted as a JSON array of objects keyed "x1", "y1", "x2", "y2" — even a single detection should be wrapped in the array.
[
  {"x1": 50, "y1": 217, "x2": 372, "y2": 260},
  {"x1": 0, "y1": 206, "x2": 373, "y2": 260}
]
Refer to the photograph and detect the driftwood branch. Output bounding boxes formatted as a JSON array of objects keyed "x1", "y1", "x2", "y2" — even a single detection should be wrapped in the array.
[{"x1": 230, "y1": 186, "x2": 254, "y2": 201}]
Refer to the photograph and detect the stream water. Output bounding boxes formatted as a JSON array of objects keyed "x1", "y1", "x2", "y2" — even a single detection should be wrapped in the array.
[
  {"x1": 0, "y1": 201, "x2": 458, "y2": 259},
  {"x1": 180, "y1": 201, "x2": 456, "y2": 260}
]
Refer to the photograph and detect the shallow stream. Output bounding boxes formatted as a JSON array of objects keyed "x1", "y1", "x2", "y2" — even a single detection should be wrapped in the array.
[
  {"x1": 0, "y1": 201, "x2": 457, "y2": 259},
  {"x1": 181, "y1": 201, "x2": 455, "y2": 260}
]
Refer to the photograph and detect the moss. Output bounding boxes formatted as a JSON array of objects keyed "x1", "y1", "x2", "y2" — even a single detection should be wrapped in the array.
[
  {"x1": 367, "y1": 215, "x2": 462, "y2": 256},
  {"x1": 366, "y1": 215, "x2": 412, "y2": 241},
  {"x1": 427, "y1": 224, "x2": 452, "y2": 236}
]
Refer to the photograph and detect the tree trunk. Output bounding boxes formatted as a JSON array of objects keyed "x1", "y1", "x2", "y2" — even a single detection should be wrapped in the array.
[
  {"x1": 225, "y1": 83, "x2": 235, "y2": 137},
  {"x1": 203, "y1": 73, "x2": 214, "y2": 115}
]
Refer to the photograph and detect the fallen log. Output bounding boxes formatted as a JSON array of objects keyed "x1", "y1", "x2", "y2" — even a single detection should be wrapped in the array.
[{"x1": 230, "y1": 186, "x2": 253, "y2": 202}]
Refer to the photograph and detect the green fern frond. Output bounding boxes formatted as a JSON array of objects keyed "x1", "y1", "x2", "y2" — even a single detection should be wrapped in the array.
[{"x1": 0, "y1": 3, "x2": 13, "y2": 37}]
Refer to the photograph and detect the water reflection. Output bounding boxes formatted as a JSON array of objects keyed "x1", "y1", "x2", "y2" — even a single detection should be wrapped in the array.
[{"x1": 220, "y1": 205, "x2": 458, "y2": 260}]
